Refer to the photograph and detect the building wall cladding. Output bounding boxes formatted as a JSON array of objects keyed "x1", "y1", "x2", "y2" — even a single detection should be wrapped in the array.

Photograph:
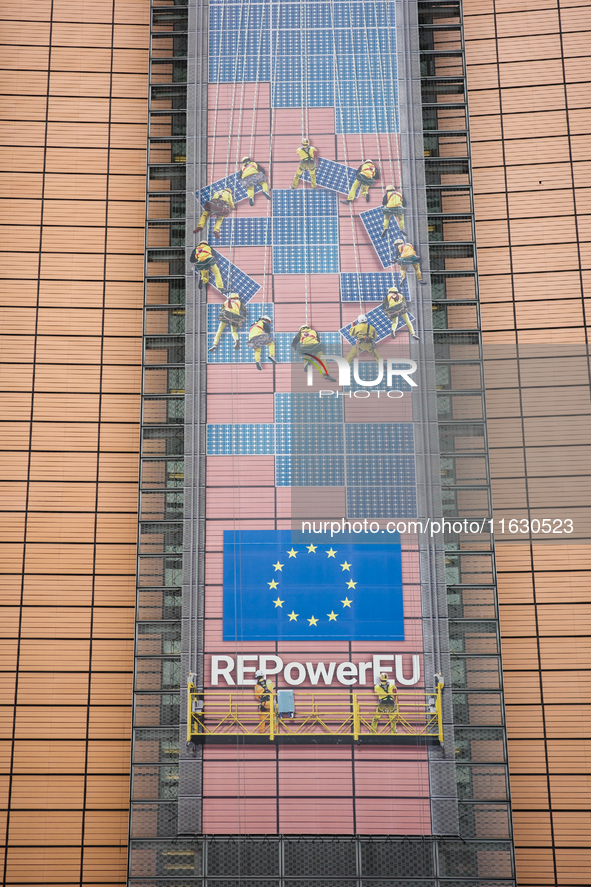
[
  {"x1": 0, "y1": 0, "x2": 149, "y2": 883},
  {"x1": 464, "y1": 0, "x2": 591, "y2": 884}
]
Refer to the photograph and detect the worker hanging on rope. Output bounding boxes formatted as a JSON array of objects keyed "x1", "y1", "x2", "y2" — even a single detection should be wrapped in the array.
[
  {"x1": 393, "y1": 238, "x2": 427, "y2": 285},
  {"x1": 247, "y1": 314, "x2": 278, "y2": 370},
  {"x1": 190, "y1": 241, "x2": 225, "y2": 291},
  {"x1": 240, "y1": 156, "x2": 271, "y2": 206},
  {"x1": 371, "y1": 672, "x2": 399, "y2": 734},
  {"x1": 342, "y1": 159, "x2": 380, "y2": 204},
  {"x1": 345, "y1": 314, "x2": 382, "y2": 364},
  {"x1": 291, "y1": 324, "x2": 337, "y2": 382},
  {"x1": 382, "y1": 285, "x2": 420, "y2": 340},
  {"x1": 292, "y1": 138, "x2": 318, "y2": 189},
  {"x1": 254, "y1": 669, "x2": 274, "y2": 735},
  {"x1": 194, "y1": 187, "x2": 235, "y2": 240},
  {"x1": 208, "y1": 292, "x2": 246, "y2": 352},
  {"x1": 381, "y1": 185, "x2": 406, "y2": 236}
]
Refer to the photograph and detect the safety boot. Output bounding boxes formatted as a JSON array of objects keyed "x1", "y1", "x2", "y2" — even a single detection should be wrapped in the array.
[{"x1": 256, "y1": 361, "x2": 262, "y2": 371}]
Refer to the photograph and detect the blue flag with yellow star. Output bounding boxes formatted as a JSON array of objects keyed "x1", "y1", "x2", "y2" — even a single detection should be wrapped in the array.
[{"x1": 223, "y1": 530, "x2": 404, "y2": 641}]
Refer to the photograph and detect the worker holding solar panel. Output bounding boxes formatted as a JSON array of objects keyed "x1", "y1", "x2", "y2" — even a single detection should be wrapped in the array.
[
  {"x1": 381, "y1": 185, "x2": 406, "y2": 236},
  {"x1": 194, "y1": 187, "x2": 235, "y2": 240},
  {"x1": 342, "y1": 159, "x2": 380, "y2": 204},
  {"x1": 240, "y1": 156, "x2": 271, "y2": 205},
  {"x1": 345, "y1": 314, "x2": 383, "y2": 364}
]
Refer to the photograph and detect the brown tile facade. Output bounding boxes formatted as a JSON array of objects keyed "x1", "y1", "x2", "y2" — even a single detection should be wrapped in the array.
[
  {"x1": 0, "y1": 0, "x2": 148, "y2": 882},
  {"x1": 465, "y1": 0, "x2": 591, "y2": 884}
]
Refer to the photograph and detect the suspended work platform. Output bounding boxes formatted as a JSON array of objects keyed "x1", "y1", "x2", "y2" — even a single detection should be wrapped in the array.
[{"x1": 187, "y1": 683, "x2": 444, "y2": 747}]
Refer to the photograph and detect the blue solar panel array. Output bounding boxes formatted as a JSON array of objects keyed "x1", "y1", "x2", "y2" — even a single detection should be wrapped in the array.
[
  {"x1": 210, "y1": 218, "x2": 270, "y2": 247},
  {"x1": 272, "y1": 190, "x2": 339, "y2": 274},
  {"x1": 274, "y1": 392, "x2": 343, "y2": 424},
  {"x1": 340, "y1": 272, "x2": 403, "y2": 302},
  {"x1": 208, "y1": 0, "x2": 398, "y2": 134},
  {"x1": 347, "y1": 486, "x2": 417, "y2": 518}
]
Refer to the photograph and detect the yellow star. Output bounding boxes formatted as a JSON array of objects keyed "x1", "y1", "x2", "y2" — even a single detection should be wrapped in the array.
[
  {"x1": 268, "y1": 579, "x2": 279, "y2": 589},
  {"x1": 341, "y1": 597, "x2": 352, "y2": 608},
  {"x1": 327, "y1": 611, "x2": 338, "y2": 621},
  {"x1": 287, "y1": 548, "x2": 298, "y2": 558},
  {"x1": 307, "y1": 543, "x2": 317, "y2": 553},
  {"x1": 326, "y1": 548, "x2": 337, "y2": 558},
  {"x1": 273, "y1": 561, "x2": 284, "y2": 571},
  {"x1": 308, "y1": 615, "x2": 319, "y2": 626},
  {"x1": 346, "y1": 579, "x2": 357, "y2": 589},
  {"x1": 340, "y1": 561, "x2": 351, "y2": 571},
  {"x1": 288, "y1": 610, "x2": 298, "y2": 621},
  {"x1": 273, "y1": 597, "x2": 284, "y2": 608}
]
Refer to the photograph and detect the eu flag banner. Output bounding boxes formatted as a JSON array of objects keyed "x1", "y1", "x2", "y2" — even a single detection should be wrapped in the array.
[{"x1": 223, "y1": 530, "x2": 404, "y2": 641}]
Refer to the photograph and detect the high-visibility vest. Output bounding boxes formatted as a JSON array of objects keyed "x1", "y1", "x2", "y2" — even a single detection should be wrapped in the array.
[
  {"x1": 388, "y1": 293, "x2": 405, "y2": 309},
  {"x1": 360, "y1": 161, "x2": 376, "y2": 179},
  {"x1": 241, "y1": 161, "x2": 259, "y2": 178},
  {"x1": 351, "y1": 323, "x2": 377, "y2": 343},
  {"x1": 215, "y1": 189, "x2": 233, "y2": 206},
  {"x1": 223, "y1": 295, "x2": 242, "y2": 315},
  {"x1": 399, "y1": 243, "x2": 417, "y2": 260},
  {"x1": 375, "y1": 682, "x2": 396, "y2": 703},
  {"x1": 196, "y1": 245, "x2": 213, "y2": 262},
  {"x1": 300, "y1": 329, "x2": 319, "y2": 346},
  {"x1": 386, "y1": 190, "x2": 403, "y2": 208},
  {"x1": 249, "y1": 320, "x2": 267, "y2": 339}
]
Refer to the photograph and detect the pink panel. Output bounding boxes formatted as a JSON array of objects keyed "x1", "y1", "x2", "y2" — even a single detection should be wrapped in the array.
[
  {"x1": 207, "y1": 365, "x2": 275, "y2": 393},
  {"x1": 203, "y1": 797, "x2": 277, "y2": 834},
  {"x1": 273, "y1": 274, "x2": 341, "y2": 303},
  {"x1": 205, "y1": 487, "x2": 276, "y2": 520},
  {"x1": 335, "y1": 134, "x2": 400, "y2": 165},
  {"x1": 205, "y1": 518, "x2": 277, "y2": 551},
  {"x1": 275, "y1": 487, "x2": 347, "y2": 518},
  {"x1": 203, "y1": 759, "x2": 277, "y2": 797},
  {"x1": 206, "y1": 278, "x2": 272, "y2": 302},
  {"x1": 220, "y1": 246, "x2": 271, "y2": 276},
  {"x1": 279, "y1": 797, "x2": 354, "y2": 834},
  {"x1": 355, "y1": 798, "x2": 431, "y2": 835},
  {"x1": 204, "y1": 745, "x2": 276, "y2": 760},
  {"x1": 272, "y1": 106, "x2": 336, "y2": 135},
  {"x1": 354, "y1": 760, "x2": 430, "y2": 797},
  {"x1": 208, "y1": 82, "x2": 271, "y2": 109},
  {"x1": 208, "y1": 108, "x2": 272, "y2": 137},
  {"x1": 207, "y1": 136, "x2": 276, "y2": 166},
  {"x1": 206, "y1": 455, "x2": 275, "y2": 486},
  {"x1": 274, "y1": 302, "x2": 342, "y2": 332},
  {"x1": 340, "y1": 243, "x2": 390, "y2": 273},
  {"x1": 279, "y1": 760, "x2": 352, "y2": 796},
  {"x1": 206, "y1": 394, "x2": 275, "y2": 424},
  {"x1": 278, "y1": 745, "x2": 352, "y2": 760},
  {"x1": 339, "y1": 215, "x2": 381, "y2": 247},
  {"x1": 272, "y1": 134, "x2": 337, "y2": 162},
  {"x1": 354, "y1": 744, "x2": 428, "y2": 760}
]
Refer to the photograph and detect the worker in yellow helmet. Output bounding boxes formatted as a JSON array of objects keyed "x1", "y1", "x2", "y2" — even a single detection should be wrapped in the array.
[
  {"x1": 254, "y1": 669, "x2": 275, "y2": 734},
  {"x1": 393, "y1": 238, "x2": 426, "y2": 285},
  {"x1": 194, "y1": 187, "x2": 235, "y2": 239},
  {"x1": 371, "y1": 672, "x2": 398, "y2": 734},
  {"x1": 345, "y1": 314, "x2": 382, "y2": 364},
  {"x1": 292, "y1": 138, "x2": 318, "y2": 189},
  {"x1": 190, "y1": 241, "x2": 225, "y2": 291},
  {"x1": 342, "y1": 159, "x2": 380, "y2": 204},
  {"x1": 381, "y1": 185, "x2": 405, "y2": 236},
  {"x1": 291, "y1": 324, "x2": 337, "y2": 382},
  {"x1": 247, "y1": 314, "x2": 278, "y2": 370},
  {"x1": 382, "y1": 285, "x2": 420, "y2": 340},
  {"x1": 208, "y1": 292, "x2": 246, "y2": 352},
  {"x1": 240, "y1": 156, "x2": 271, "y2": 206}
]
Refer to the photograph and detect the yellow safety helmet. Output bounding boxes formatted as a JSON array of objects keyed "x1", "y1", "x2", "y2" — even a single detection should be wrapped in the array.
[
  {"x1": 300, "y1": 324, "x2": 311, "y2": 331},
  {"x1": 302, "y1": 138, "x2": 310, "y2": 146},
  {"x1": 379, "y1": 673, "x2": 389, "y2": 681},
  {"x1": 394, "y1": 238, "x2": 405, "y2": 245},
  {"x1": 241, "y1": 156, "x2": 251, "y2": 163},
  {"x1": 388, "y1": 284, "x2": 401, "y2": 293},
  {"x1": 386, "y1": 185, "x2": 397, "y2": 191}
]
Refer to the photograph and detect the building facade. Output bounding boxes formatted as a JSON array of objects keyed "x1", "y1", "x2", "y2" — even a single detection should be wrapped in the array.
[{"x1": 0, "y1": 0, "x2": 590, "y2": 885}]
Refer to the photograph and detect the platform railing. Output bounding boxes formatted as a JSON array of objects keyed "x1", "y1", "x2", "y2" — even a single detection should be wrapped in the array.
[{"x1": 187, "y1": 681, "x2": 444, "y2": 745}]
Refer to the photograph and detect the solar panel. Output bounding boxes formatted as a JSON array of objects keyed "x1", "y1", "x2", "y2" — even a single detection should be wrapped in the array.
[
  {"x1": 212, "y1": 254, "x2": 261, "y2": 301},
  {"x1": 212, "y1": 217, "x2": 270, "y2": 247},
  {"x1": 359, "y1": 206, "x2": 402, "y2": 269}
]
